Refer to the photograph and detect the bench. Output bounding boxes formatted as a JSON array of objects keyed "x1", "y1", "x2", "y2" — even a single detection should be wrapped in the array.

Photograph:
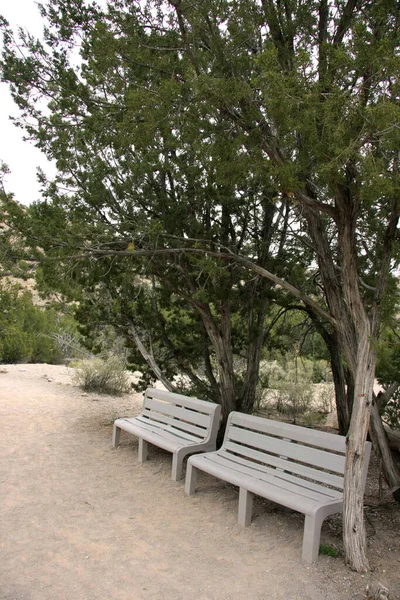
[
  {"x1": 185, "y1": 411, "x2": 371, "y2": 563},
  {"x1": 112, "y1": 388, "x2": 221, "y2": 481}
]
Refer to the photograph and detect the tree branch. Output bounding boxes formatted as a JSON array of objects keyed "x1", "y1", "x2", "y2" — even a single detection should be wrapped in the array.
[{"x1": 68, "y1": 245, "x2": 335, "y2": 324}]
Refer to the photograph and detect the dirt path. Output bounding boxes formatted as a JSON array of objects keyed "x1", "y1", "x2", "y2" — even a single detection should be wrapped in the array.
[{"x1": 0, "y1": 364, "x2": 399, "y2": 600}]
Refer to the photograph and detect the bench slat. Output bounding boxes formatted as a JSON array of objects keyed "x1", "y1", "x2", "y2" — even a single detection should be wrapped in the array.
[
  {"x1": 230, "y1": 412, "x2": 346, "y2": 454},
  {"x1": 227, "y1": 425, "x2": 345, "y2": 475},
  {"x1": 200, "y1": 452, "x2": 339, "y2": 503},
  {"x1": 218, "y1": 448, "x2": 343, "y2": 498},
  {"x1": 224, "y1": 441, "x2": 344, "y2": 490},
  {"x1": 133, "y1": 416, "x2": 200, "y2": 443},
  {"x1": 146, "y1": 388, "x2": 215, "y2": 414},
  {"x1": 144, "y1": 397, "x2": 211, "y2": 428},
  {"x1": 139, "y1": 410, "x2": 206, "y2": 439}
]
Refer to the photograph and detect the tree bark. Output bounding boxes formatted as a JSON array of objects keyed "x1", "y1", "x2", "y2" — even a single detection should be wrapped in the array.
[
  {"x1": 342, "y1": 325, "x2": 374, "y2": 571},
  {"x1": 195, "y1": 300, "x2": 236, "y2": 426},
  {"x1": 128, "y1": 321, "x2": 177, "y2": 392},
  {"x1": 315, "y1": 322, "x2": 350, "y2": 435},
  {"x1": 328, "y1": 339, "x2": 350, "y2": 435},
  {"x1": 240, "y1": 281, "x2": 270, "y2": 414}
]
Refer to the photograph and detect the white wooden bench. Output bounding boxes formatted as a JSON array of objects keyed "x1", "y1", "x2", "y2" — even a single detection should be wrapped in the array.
[
  {"x1": 185, "y1": 411, "x2": 371, "y2": 563},
  {"x1": 112, "y1": 388, "x2": 221, "y2": 481}
]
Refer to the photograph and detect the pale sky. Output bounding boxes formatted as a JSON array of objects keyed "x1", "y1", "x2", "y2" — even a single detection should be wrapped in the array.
[{"x1": 0, "y1": 0, "x2": 55, "y2": 205}]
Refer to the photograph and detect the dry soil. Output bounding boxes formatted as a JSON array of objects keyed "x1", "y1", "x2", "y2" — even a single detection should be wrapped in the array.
[{"x1": 0, "y1": 364, "x2": 399, "y2": 600}]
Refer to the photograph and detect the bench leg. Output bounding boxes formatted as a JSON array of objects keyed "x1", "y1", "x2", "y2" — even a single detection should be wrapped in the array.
[
  {"x1": 171, "y1": 451, "x2": 184, "y2": 482},
  {"x1": 302, "y1": 511, "x2": 325, "y2": 564},
  {"x1": 185, "y1": 460, "x2": 198, "y2": 495},
  {"x1": 112, "y1": 424, "x2": 121, "y2": 448},
  {"x1": 238, "y1": 488, "x2": 253, "y2": 527},
  {"x1": 138, "y1": 438, "x2": 148, "y2": 463}
]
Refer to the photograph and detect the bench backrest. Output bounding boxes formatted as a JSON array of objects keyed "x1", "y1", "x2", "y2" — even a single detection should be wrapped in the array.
[
  {"x1": 222, "y1": 412, "x2": 371, "y2": 493},
  {"x1": 142, "y1": 388, "x2": 221, "y2": 443}
]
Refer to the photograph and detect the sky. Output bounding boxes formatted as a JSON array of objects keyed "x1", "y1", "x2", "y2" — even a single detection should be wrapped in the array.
[{"x1": 0, "y1": 0, "x2": 55, "y2": 205}]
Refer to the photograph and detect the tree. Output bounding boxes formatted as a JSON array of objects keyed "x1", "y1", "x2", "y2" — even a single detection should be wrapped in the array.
[
  {"x1": 151, "y1": 0, "x2": 400, "y2": 570},
  {"x1": 1, "y1": 0, "x2": 399, "y2": 570},
  {"x1": 1, "y1": 0, "x2": 312, "y2": 429}
]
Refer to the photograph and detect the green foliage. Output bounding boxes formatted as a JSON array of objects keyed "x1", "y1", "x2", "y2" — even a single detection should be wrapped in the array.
[
  {"x1": 0, "y1": 282, "x2": 82, "y2": 364},
  {"x1": 73, "y1": 355, "x2": 131, "y2": 395},
  {"x1": 319, "y1": 544, "x2": 339, "y2": 558},
  {"x1": 311, "y1": 360, "x2": 333, "y2": 384},
  {"x1": 261, "y1": 356, "x2": 332, "y2": 388},
  {"x1": 0, "y1": 1, "x2": 398, "y2": 435},
  {"x1": 1, "y1": 326, "x2": 33, "y2": 362},
  {"x1": 1, "y1": 170, "x2": 35, "y2": 277}
]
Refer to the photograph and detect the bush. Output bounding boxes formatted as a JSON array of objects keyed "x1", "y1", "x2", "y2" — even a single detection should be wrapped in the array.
[
  {"x1": 73, "y1": 355, "x2": 131, "y2": 395},
  {"x1": 256, "y1": 355, "x2": 335, "y2": 425},
  {"x1": 311, "y1": 360, "x2": 333, "y2": 383},
  {"x1": 1, "y1": 326, "x2": 33, "y2": 362},
  {"x1": 0, "y1": 282, "x2": 83, "y2": 364},
  {"x1": 273, "y1": 380, "x2": 314, "y2": 424}
]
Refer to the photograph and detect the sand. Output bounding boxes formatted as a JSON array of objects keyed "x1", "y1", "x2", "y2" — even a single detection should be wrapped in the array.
[{"x1": 1, "y1": 364, "x2": 399, "y2": 600}]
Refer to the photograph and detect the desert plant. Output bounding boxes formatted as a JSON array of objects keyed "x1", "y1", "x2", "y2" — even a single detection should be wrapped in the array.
[
  {"x1": 0, "y1": 283, "x2": 83, "y2": 364},
  {"x1": 317, "y1": 385, "x2": 335, "y2": 415},
  {"x1": 73, "y1": 355, "x2": 131, "y2": 395},
  {"x1": 273, "y1": 380, "x2": 314, "y2": 424},
  {"x1": 311, "y1": 360, "x2": 333, "y2": 384},
  {"x1": 0, "y1": 326, "x2": 33, "y2": 362}
]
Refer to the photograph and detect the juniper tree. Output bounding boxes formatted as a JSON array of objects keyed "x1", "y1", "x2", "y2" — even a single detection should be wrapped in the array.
[{"x1": 1, "y1": 0, "x2": 399, "y2": 570}]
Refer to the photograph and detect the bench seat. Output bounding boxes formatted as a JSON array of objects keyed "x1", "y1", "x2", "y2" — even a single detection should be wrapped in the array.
[
  {"x1": 113, "y1": 388, "x2": 221, "y2": 481},
  {"x1": 185, "y1": 411, "x2": 371, "y2": 563}
]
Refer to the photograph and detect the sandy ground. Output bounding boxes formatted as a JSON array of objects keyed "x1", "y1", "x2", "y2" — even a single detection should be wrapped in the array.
[{"x1": 1, "y1": 364, "x2": 399, "y2": 600}]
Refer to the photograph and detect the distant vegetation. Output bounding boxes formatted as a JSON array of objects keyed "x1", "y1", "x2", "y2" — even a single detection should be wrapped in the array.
[{"x1": 0, "y1": 282, "x2": 83, "y2": 364}]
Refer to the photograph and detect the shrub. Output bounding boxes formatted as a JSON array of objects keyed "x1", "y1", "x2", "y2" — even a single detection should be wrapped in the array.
[
  {"x1": 0, "y1": 282, "x2": 83, "y2": 364},
  {"x1": 273, "y1": 380, "x2": 314, "y2": 424},
  {"x1": 256, "y1": 355, "x2": 335, "y2": 425},
  {"x1": 73, "y1": 355, "x2": 131, "y2": 395},
  {"x1": 0, "y1": 326, "x2": 33, "y2": 362},
  {"x1": 311, "y1": 360, "x2": 333, "y2": 383}
]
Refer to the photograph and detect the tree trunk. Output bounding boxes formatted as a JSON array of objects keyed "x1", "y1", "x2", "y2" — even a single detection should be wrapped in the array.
[
  {"x1": 306, "y1": 313, "x2": 350, "y2": 434},
  {"x1": 321, "y1": 329, "x2": 350, "y2": 434},
  {"x1": 342, "y1": 326, "x2": 374, "y2": 572},
  {"x1": 128, "y1": 322, "x2": 177, "y2": 392},
  {"x1": 196, "y1": 300, "x2": 236, "y2": 427},
  {"x1": 240, "y1": 291, "x2": 270, "y2": 414},
  {"x1": 303, "y1": 197, "x2": 373, "y2": 571},
  {"x1": 329, "y1": 344, "x2": 350, "y2": 435}
]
